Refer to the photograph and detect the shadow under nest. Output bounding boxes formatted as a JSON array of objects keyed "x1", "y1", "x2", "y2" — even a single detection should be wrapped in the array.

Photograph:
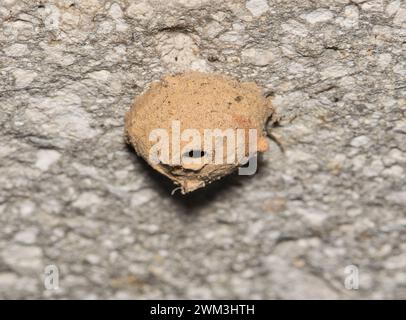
[{"x1": 125, "y1": 143, "x2": 267, "y2": 211}]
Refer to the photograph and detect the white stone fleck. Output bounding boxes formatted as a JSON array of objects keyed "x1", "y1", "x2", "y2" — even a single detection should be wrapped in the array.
[
  {"x1": 12, "y1": 69, "x2": 37, "y2": 88},
  {"x1": 126, "y1": 1, "x2": 154, "y2": 24},
  {"x1": 383, "y1": 149, "x2": 405, "y2": 165},
  {"x1": 242, "y1": 47, "x2": 275, "y2": 66},
  {"x1": 35, "y1": 149, "x2": 61, "y2": 171},
  {"x1": 88, "y1": 70, "x2": 111, "y2": 82},
  {"x1": 245, "y1": 0, "x2": 269, "y2": 17},
  {"x1": 219, "y1": 31, "x2": 246, "y2": 44},
  {"x1": 361, "y1": 0, "x2": 384, "y2": 12},
  {"x1": 336, "y1": 5, "x2": 359, "y2": 28},
  {"x1": 288, "y1": 62, "x2": 306, "y2": 74},
  {"x1": 394, "y1": 119, "x2": 406, "y2": 134},
  {"x1": 321, "y1": 64, "x2": 348, "y2": 79},
  {"x1": 203, "y1": 21, "x2": 224, "y2": 38},
  {"x1": 61, "y1": 11, "x2": 80, "y2": 28},
  {"x1": 0, "y1": 273, "x2": 19, "y2": 292},
  {"x1": 78, "y1": 0, "x2": 102, "y2": 13},
  {"x1": 25, "y1": 91, "x2": 99, "y2": 144},
  {"x1": 303, "y1": 211, "x2": 328, "y2": 227},
  {"x1": 157, "y1": 33, "x2": 209, "y2": 72},
  {"x1": 3, "y1": 0, "x2": 17, "y2": 7},
  {"x1": 115, "y1": 20, "x2": 129, "y2": 32},
  {"x1": 72, "y1": 162, "x2": 99, "y2": 177},
  {"x1": 14, "y1": 228, "x2": 38, "y2": 245},
  {"x1": 384, "y1": 254, "x2": 406, "y2": 269},
  {"x1": 73, "y1": 192, "x2": 102, "y2": 209},
  {"x1": 190, "y1": 59, "x2": 210, "y2": 72},
  {"x1": 85, "y1": 254, "x2": 101, "y2": 265},
  {"x1": 302, "y1": 9, "x2": 334, "y2": 24},
  {"x1": 44, "y1": 4, "x2": 61, "y2": 31},
  {"x1": 351, "y1": 135, "x2": 370, "y2": 147},
  {"x1": 382, "y1": 165, "x2": 404, "y2": 177},
  {"x1": 281, "y1": 20, "x2": 308, "y2": 37},
  {"x1": 2, "y1": 245, "x2": 43, "y2": 274},
  {"x1": 105, "y1": 46, "x2": 126, "y2": 63},
  {"x1": 40, "y1": 43, "x2": 76, "y2": 66},
  {"x1": 385, "y1": 191, "x2": 406, "y2": 205},
  {"x1": 362, "y1": 159, "x2": 384, "y2": 177},
  {"x1": 19, "y1": 200, "x2": 35, "y2": 217},
  {"x1": 0, "y1": 143, "x2": 16, "y2": 158},
  {"x1": 174, "y1": 0, "x2": 211, "y2": 7},
  {"x1": 393, "y1": 63, "x2": 406, "y2": 77},
  {"x1": 233, "y1": 23, "x2": 245, "y2": 31},
  {"x1": 393, "y1": 8, "x2": 406, "y2": 26},
  {"x1": 97, "y1": 21, "x2": 114, "y2": 34},
  {"x1": 3, "y1": 43, "x2": 29, "y2": 57},
  {"x1": 211, "y1": 11, "x2": 227, "y2": 22},
  {"x1": 109, "y1": 3, "x2": 123, "y2": 19},
  {"x1": 386, "y1": 0, "x2": 401, "y2": 17},
  {"x1": 3, "y1": 20, "x2": 35, "y2": 39},
  {"x1": 352, "y1": 154, "x2": 367, "y2": 170},
  {"x1": 376, "y1": 53, "x2": 392, "y2": 70}
]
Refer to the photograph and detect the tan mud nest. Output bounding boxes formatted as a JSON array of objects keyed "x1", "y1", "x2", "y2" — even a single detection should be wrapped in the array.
[{"x1": 125, "y1": 72, "x2": 274, "y2": 194}]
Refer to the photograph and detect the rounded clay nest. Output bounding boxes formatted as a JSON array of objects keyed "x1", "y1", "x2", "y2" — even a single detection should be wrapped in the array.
[{"x1": 125, "y1": 71, "x2": 274, "y2": 194}]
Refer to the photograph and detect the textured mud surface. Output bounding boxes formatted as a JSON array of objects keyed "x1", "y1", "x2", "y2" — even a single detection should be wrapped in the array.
[
  {"x1": 0, "y1": 0, "x2": 405, "y2": 299},
  {"x1": 125, "y1": 71, "x2": 273, "y2": 194}
]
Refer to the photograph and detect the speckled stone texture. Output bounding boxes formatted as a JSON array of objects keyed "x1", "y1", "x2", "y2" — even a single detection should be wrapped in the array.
[{"x1": 0, "y1": 0, "x2": 405, "y2": 299}]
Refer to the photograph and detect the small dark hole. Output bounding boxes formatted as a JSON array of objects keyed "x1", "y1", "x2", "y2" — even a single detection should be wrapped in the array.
[
  {"x1": 208, "y1": 55, "x2": 219, "y2": 62},
  {"x1": 235, "y1": 96, "x2": 243, "y2": 102},
  {"x1": 185, "y1": 150, "x2": 206, "y2": 158},
  {"x1": 175, "y1": 56, "x2": 178, "y2": 61}
]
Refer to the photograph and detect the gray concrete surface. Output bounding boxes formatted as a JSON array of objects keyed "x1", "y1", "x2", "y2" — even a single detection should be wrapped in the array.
[{"x1": 0, "y1": 0, "x2": 405, "y2": 299}]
